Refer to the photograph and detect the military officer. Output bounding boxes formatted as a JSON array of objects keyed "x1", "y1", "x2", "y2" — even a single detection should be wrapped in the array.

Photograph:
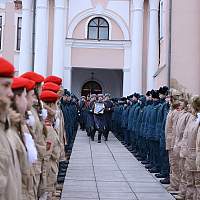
[
  {"x1": 93, "y1": 94, "x2": 106, "y2": 143},
  {"x1": 103, "y1": 93, "x2": 114, "y2": 141},
  {"x1": 40, "y1": 90, "x2": 61, "y2": 199},
  {"x1": 127, "y1": 93, "x2": 140, "y2": 153},
  {"x1": 0, "y1": 57, "x2": 20, "y2": 200},
  {"x1": 21, "y1": 71, "x2": 48, "y2": 199},
  {"x1": 86, "y1": 94, "x2": 96, "y2": 141},
  {"x1": 155, "y1": 86, "x2": 170, "y2": 180}
]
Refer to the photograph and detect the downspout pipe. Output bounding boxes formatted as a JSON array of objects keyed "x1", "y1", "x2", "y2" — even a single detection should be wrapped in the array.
[
  {"x1": 168, "y1": 0, "x2": 172, "y2": 88},
  {"x1": 32, "y1": 0, "x2": 36, "y2": 71}
]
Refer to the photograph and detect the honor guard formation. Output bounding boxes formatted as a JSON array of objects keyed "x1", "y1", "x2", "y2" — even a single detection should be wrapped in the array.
[{"x1": 0, "y1": 56, "x2": 200, "y2": 200}]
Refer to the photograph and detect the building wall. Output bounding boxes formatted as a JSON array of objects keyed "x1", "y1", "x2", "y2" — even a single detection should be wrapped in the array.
[
  {"x1": 71, "y1": 47, "x2": 124, "y2": 69},
  {"x1": 71, "y1": 68, "x2": 123, "y2": 97},
  {"x1": 1, "y1": 2, "x2": 17, "y2": 64},
  {"x1": 157, "y1": 0, "x2": 200, "y2": 95},
  {"x1": 0, "y1": 0, "x2": 199, "y2": 95},
  {"x1": 170, "y1": 0, "x2": 200, "y2": 95}
]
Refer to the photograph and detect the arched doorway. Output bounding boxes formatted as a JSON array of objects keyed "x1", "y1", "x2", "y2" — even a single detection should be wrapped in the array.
[{"x1": 81, "y1": 81, "x2": 102, "y2": 97}]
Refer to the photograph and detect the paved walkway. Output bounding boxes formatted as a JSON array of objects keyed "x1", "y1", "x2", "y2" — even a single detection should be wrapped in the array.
[{"x1": 61, "y1": 130, "x2": 175, "y2": 200}]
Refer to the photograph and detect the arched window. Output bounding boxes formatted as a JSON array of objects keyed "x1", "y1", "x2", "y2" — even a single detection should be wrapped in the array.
[
  {"x1": 81, "y1": 81, "x2": 102, "y2": 97},
  {"x1": 87, "y1": 17, "x2": 109, "y2": 40}
]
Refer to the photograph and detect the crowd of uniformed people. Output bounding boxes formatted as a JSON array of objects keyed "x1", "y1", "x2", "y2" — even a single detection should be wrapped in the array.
[
  {"x1": 1, "y1": 55, "x2": 200, "y2": 200},
  {"x1": 0, "y1": 57, "x2": 79, "y2": 200},
  {"x1": 79, "y1": 86, "x2": 200, "y2": 200}
]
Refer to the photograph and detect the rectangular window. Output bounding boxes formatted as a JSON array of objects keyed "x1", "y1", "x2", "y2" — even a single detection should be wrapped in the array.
[
  {"x1": 159, "y1": 1, "x2": 164, "y2": 40},
  {"x1": 0, "y1": 16, "x2": 2, "y2": 50},
  {"x1": 16, "y1": 17, "x2": 22, "y2": 51}
]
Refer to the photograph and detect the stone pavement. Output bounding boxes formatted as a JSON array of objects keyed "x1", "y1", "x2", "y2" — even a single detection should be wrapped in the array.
[{"x1": 61, "y1": 130, "x2": 175, "y2": 200}]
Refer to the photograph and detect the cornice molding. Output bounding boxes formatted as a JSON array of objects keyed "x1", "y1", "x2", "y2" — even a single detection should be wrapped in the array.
[{"x1": 65, "y1": 38, "x2": 131, "y2": 49}]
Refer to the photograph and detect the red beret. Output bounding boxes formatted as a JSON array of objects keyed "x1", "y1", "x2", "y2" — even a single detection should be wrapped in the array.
[
  {"x1": 12, "y1": 77, "x2": 29, "y2": 90},
  {"x1": 0, "y1": 57, "x2": 15, "y2": 78},
  {"x1": 25, "y1": 79, "x2": 36, "y2": 91},
  {"x1": 21, "y1": 71, "x2": 44, "y2": 83},
  {"x1": 40, "y1": 90, "x2": 59, "y2": 103},
  {"x1": 42, "y1": 82, "x2": 60, "y2": 93},
  {"x1": 44, "y1": 75, "x2": 62, "y2": 85}
]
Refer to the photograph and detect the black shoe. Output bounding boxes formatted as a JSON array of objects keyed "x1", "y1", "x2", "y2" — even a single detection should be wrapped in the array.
[
  {"x1": 130, "y1": 150, "x2": 137, "y2": 154},
  {"x1": 127, "y1": 147, "x2": 132, "y2": 151},
  {"x1": 134, "y1": 153, "x2": 140, "y2": 157},
  {"x1": 59, "y1": 168, "x2": 67, "y2": 173},
  {"x1": 136, "y1": 157, "x2": 144, "y2": 161},
  {"x1": 104, "y1": 138, "x2": 108, "y2": 141},
  {"x1": 87, "y1": 132, "x2": 90, "y2": 137},
  {"x1": 98, "y1": 140, "x2": 101, "y2": 143},
  {"x1": 148, "y1": 168, "x2": 160, "y2": 173},
  {"x1": 57, "y1": 176, "x2": 65, "y2": 184},
  {"x1": 160, "y1": 177, "x2": 170, "y2": 184},
  {"x1": 155, "y1": 173, "x2": 167, "y2": 178},
  {"x1": 58, "y1": 172, "x2": 66, "y2": 177},
  {"x1": 59, "y1": 162, "x2": 69, "y2": 169},
  {"x1": 145, "y1": 164, "x2": 153, "y2": 169},
  {"x1": 141, "y1": 161, "x2": 149, "y2": 165}
]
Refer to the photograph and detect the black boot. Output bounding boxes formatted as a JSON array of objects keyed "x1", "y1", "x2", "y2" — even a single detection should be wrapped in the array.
[
  {"x1": 155, "y1": 173, "x2": 167, "y2": 178},
  {"x1": 148, "y1": 167, "x2": 160, "y2": 173},
  {"x1": 98, "y1": 132, "x2": 102, "y2": 143},
  {"x1": 141, "y1": 160, "x2": 149, "y2": 165},
  {"x1": 160, "y1": 177, "x2": 170, "y2": 184}
]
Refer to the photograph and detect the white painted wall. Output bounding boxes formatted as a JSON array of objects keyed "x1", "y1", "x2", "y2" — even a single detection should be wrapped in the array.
[
  {"x1": 68, "y1": 0, "x2": 92, "y2": 25},
  {"x1": 107, "y1": 0, "x2": 130, "y2": 28}
]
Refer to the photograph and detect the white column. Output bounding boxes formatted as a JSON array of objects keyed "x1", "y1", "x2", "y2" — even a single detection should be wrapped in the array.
[
  {"x1": 64, "y1": 67, "x2": 71, "y2": 90},
  {"x1": 123, "y1": 69, "x2": 131, "y2": 96},
  {"x1": 52, "y1": 0, "x2": 65, "y2": 78},
  {"x1": 63, "y1": 43, "x2": 72, "y2": 90},
  {"x1": 147, "y1": 0, "x2": 159, "y2": 90},
  {"x1": 18, "y1": 0, "x2": 33, "y2": 74},
  {"x1": 130, "y1": 0, "x2": 144, "y2": 93},
  {"x1": 123, "y1": 45, "x2": 131, "y2": 96},
  {"x1": 34, "y1": 0, "x2": 48, "y2": 76}
]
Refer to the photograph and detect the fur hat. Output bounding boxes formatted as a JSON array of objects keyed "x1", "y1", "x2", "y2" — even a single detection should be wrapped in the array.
[
  {"x1": 146, "y1": 91, "x2": 151, "y2": 97},
  {"x1": 127, "y1": 94, "x2": 134, "y2": 100},
  {"x1": 105, "y1": 93, "x2": 111, "y2": 98},
  {"x1": 139, "y1": 95, "x2": 146, "y2": 105},
  {"x1": 159, "y1": 86, "x2": 169, "y2": 95},
  {"x1": 64, "y1": 89, "x2": 71, "y2": 97},
  {"x1": 151, "y1": 90, "x2": 159, "y2": 99},
  {"x1": 191, "y1": 95, "x2": 200, "y2": 112},
  {"x1": 98, "y1": 94, "x2": 104, "y2": 97},
  {"x1": 120, "y1": 97, "x2": 127, "y2": 101},
  {"x1": 133, "y1": 93, "x2": 140, "y2": 100},
  {"x1": 90, "y1": 94, "x2": 97, "y2": 98}
]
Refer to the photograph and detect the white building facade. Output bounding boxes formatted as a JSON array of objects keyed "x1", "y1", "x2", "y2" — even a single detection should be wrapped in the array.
[{"x1": 1, "y1": 0, "x2": 200, "y2": 97}]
